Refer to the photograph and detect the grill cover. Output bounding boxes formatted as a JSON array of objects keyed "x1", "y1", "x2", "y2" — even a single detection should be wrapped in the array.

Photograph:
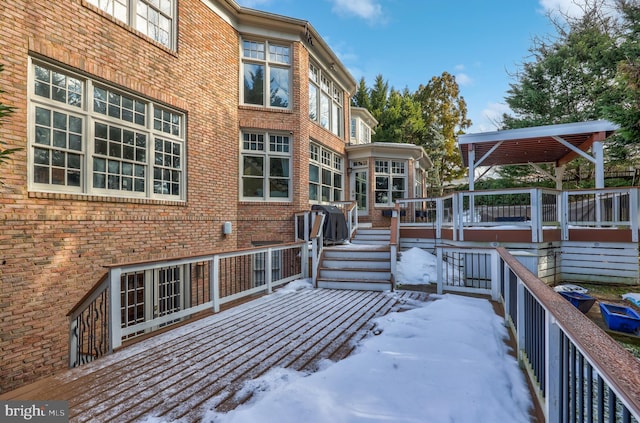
[{"x1": 312, "y1": 205, "x2": 348, "y2": 243}]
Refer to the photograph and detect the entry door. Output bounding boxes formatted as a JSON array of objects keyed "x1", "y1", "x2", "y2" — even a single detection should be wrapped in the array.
[{"x1": 351, "y1": 169, "x2": 368, "y2": 216}]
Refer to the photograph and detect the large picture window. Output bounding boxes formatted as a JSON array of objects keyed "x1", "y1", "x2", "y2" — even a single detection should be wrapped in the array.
[
  {"x1": 29, "y1": 60, "x2": 185, "y2": 200},
  {"x1": 242, "y1": 39, "x2": 291, "y2": 109},
  {"x1": 86, "y1": 0, "x2": 176, "y2": 49},
  {"x1": 309, "y1": 63, "x2": 343, "y2": 137},
  {"x1": 241, "y1": 131, "x2": 291, "y2": 201},
  {"x1": 309, "y1": 142, "x2": 343, "y2": 203},
  {"x1": 375, "y1": 160, "x2": 406, "y2": 206}
]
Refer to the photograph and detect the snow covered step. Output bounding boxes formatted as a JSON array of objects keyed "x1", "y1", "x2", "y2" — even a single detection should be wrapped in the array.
[{"x1": 317, "y1": 244, "x2": 393, "y2": 291}]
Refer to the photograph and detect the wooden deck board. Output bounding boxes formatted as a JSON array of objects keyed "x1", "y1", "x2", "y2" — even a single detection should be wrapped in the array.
[{"x1": 0, "y1": 288, "x2": 429, "y2": 423}]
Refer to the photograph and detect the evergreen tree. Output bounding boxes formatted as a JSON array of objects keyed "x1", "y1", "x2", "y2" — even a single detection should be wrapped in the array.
[
  {"x1": 414, "y1": 71, "x2": 471, "y2": 185},
  {"x1": 602, "y1": 0, "x2": 640, "y2": 164},
  {"x1": 351, "y1": 77, "x2": 371, "y2": 110}
]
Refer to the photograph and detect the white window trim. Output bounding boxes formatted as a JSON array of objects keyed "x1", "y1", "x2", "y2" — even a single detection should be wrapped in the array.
[
  {"x1": 240, "y1": 38, "x2": 292, "y2": 110},
  {"x1": 309, "y1": 142, "x2": 344, "y2": 204},
  {"x1": 27, "y1": 58, "x2": 186, "y2": 201},
  {"x1": 240, "y1": 131, "x2": 292, "y2": 202},
  {"x1": 86, "y1": 0, "x2": 177, "y2": 50},
  {"x1": 374, "y1": 159, "x2": 407, "y2": 206},
  {"x1": 308, "y1": 62, "x2": 343, "y2": 138}
]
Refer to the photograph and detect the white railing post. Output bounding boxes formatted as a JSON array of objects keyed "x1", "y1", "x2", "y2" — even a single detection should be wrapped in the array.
[
  {"x1": 503, "y1": 262, "x2": 511, "y2": 324},
  {"x1": 301, "y1": 242, "x2": 309, "y2": 278},
  {"x1": 266, "y1": 248, "x2": 273, "y2": 294},
  {"x1": 436, "y1": 248, "x2": 443, "y2": 294},
  {"x1": 211, "y1": 255, "x2": 220, "y2": 313},
  {"x1": 516, "y1": 278, "x2": 526, "y2": 362},
  {"x1": 311, "y1": 236, "x2": 319, "y2": 286},
  {"x1": 561, "y1": 191, "x2": 569, "y2": 241},
  {"x1": 436, "y1": 197, "x2": 443, "y2": 239},
  {"x1": 530, "y1": 188, "x2": 542, "y2": 243},
  {"x1": 490, "y1": 250, "x2": 500, "y2": 301},
  {"x1": 546, "y1": 314, "x2": 562, "y2": 423},
  {"x1": 109, "y1": 268, "x2": 122, "y2": 351},
  {"x1": 69, "y1": 318, "x2": 78, "y2": 367},
  {"x1": 631, "y1": 188, "x2": 639, "y2": 243}
]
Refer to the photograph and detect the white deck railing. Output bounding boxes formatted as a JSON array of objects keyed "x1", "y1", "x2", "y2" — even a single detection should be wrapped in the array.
[
  {"x1": 69, "y1": 241, "x2": 312, "y2": 367},
  {"x1": 397, "y1": 187, "x2": 639, "y2": 242}
]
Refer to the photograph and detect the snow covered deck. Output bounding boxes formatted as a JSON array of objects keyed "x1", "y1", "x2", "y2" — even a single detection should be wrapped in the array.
[{"x1": 0, "y1": 287, "x2": 429, "y2": 422}]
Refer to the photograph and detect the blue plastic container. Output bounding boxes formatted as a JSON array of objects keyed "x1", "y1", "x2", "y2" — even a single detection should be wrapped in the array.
[
  {"x1": 599, "y1": 303, "x2": 640, "y2": 334},
  {"x1": 559, "y1": 291, "x2": 596, "y2": 313}
]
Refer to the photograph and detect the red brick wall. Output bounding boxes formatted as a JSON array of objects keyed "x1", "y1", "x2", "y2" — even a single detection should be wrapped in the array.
[
  {"x1": 0, "y1": 0, "x2": 353, "y2": 393},
  {"x1": 0, "y1": 0, "x2": 244, "y2": 392}
]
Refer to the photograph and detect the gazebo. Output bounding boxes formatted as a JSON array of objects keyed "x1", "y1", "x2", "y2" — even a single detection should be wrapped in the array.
[{"x1": 457, "y1": 120, "x2": 619, "y2": 190}]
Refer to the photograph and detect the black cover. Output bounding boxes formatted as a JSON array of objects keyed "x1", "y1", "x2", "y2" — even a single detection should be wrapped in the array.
[{"x1": 311, "y1": 205, "x2": 348, "y2": 243}]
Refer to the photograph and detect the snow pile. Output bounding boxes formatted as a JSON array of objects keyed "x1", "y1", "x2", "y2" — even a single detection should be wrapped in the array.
[
  {"x1": 204, "y1": 294, "x2": 533, "y2": 423},
  {"x1": 396, "y1": 247, "x2": 438, "y2": 285}
]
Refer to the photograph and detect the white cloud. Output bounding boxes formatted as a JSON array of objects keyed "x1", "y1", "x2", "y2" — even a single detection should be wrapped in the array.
[
  {"x1": 328, "y1": 0, "x2": 385, "y2": 23},
  {"x1": 473, "y1": 102, "x2": 511, "y2": 132},
  {"x1": 538, "y1": 0, "x2": 619, "y2": 19},
  {"x1": 456, "y1": 72, "x2": 472, "y2": 86}
]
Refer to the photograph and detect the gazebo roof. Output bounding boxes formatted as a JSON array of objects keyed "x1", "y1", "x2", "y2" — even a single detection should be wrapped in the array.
[{"x1": 457, "y1": 120, "x2": 618, "y2": 168}]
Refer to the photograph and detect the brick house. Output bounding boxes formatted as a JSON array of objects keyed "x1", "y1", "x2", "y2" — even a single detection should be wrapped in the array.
[{"x1": 0, "y1": 0, "x2": 429, "y2": 393}]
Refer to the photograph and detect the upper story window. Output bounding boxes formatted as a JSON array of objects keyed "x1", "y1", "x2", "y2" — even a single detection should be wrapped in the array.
[
  {"x1": 242, "y1": 39, "x2": 291, "y2": 109},
  {"x1": 309, "y1": 63, "x2": 343, "y2": 138},
  {"x1": 375, "y1": 159, "x2": 406, "y2": 206},
  {"x1": 309, "y1": 142, "x2": 343, "y2": 203},
  {"x1": 241, "y1": 131, "x2": 291, "y2": 201},
  {"x1": 87, "y1": 0, "x2": 176, "y2": 49},
  {"x1": 350, "y1": 116, "x2": 372, "y2": 145},
  {"x1": 29, "y1": 60, "x2": 185, "y2": 200}
]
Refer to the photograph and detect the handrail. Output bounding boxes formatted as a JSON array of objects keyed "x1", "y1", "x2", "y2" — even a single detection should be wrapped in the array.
[
  {"x1": 497, "y1": 246, "x2": 640, "y2": 421},
  {"x1": 67, "y1": 273, "x2": 108, "y2": 317},
  {"x1": 310, "y1": 213, "x2": 325, "y2": 287},
  {"x1": 70, "y1": 240, "x2": 309, "y2": 366}
]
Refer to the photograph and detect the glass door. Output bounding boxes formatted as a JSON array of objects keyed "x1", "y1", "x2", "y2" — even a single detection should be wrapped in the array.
[{"x1": 351, "y1": 169, "x2": 368, "y2": 216}]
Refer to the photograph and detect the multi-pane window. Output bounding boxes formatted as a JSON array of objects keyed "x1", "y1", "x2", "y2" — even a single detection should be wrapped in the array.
[
  {"x1": 309, "y1": 142, "x2": 343, "y2": 203},
  {"x1": 241, "y1": 132, "x2": 291, "y2": 201},
  {"x1": 87, "y1": 0, "x2": 176, "y2": 49},
  {"x1": 309, "y1": 63, "x2": 343, "y2": 137},
  {"x1": 29, "y1": 61, "x2": 185, "y2": 200},
  {"x1": 375, "y1": 159, "x2": 406, "y2": 205},
  {"x1": 242, "y1": 39, "x2": 290, "y2": 108}
]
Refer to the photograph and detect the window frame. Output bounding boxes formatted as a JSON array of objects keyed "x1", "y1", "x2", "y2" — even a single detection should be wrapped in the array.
[
  {"x1": 309, "y1": 142, "x2": 344, "y2": 204},
  {"x1": 241, "y1": 38, "x2": 292, "y2": 110},
  {"x1": 28, "y1": 59, "x2": 186, "y2": 201},
  {"x1": 240, "y1": 131, "x2": 292, "y2": 202},
  {"x1": 374, "y1": 159, "x2": 407, "y2": 206},
  {"x1": 86, "y1": 0, "x2": 177, "y2": 50},
  {"x1": 308, "y1": 62, "x2": 343, "y2": 138}
]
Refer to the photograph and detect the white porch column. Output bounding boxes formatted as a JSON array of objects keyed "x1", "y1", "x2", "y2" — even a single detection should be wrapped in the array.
[
  {"x1": 593, "y1": 140, "x2": 604, "y2": 189},
  {"x1": 468, "y1": 144, "x2": 475, "y2": 191},
  {"x1": 554, "y1": 165, "x2": 565, "y2": 190}
]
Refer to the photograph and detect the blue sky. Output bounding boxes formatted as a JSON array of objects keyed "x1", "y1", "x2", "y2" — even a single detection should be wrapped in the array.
[{"x1": 235, "y1": 0, "x2": 597, "y2": 133}]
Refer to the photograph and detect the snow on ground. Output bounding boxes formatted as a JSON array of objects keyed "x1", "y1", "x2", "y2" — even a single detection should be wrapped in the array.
[
  {"x1": 193, "y1": 247, "x2": 533, "y2": 423},
  {"x1": 396, "y1": 247, "x2": 439, "y2": 285}
]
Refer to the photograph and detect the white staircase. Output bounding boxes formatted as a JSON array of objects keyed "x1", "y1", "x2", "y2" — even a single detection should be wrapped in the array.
[{"x1": 316, "y1": 228, "x2": 393, "y2": 291}]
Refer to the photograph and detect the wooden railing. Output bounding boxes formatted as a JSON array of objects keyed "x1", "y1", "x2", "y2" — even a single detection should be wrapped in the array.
[
  {"x1": 432, "y1": 244, "x2": 640, "y2": 422},
  {"x1": 68, "y1": 242, "x2": 309, "y2": 367}
]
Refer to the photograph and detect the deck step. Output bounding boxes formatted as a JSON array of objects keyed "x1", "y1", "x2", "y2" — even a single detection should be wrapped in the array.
[{"x1": 317, "y1": 238, "x2": 393, "y2": 291}]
